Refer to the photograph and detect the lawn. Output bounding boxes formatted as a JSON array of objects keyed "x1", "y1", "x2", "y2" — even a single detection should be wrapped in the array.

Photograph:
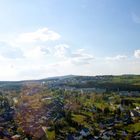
[
  {"x1": 72, "y1": 114, "x2": 86, "y2": 124},
  {"x1": 46, "y1": 130, "x2": 55, "y2": 140},
  {"x1": 125, "y1": 122, "x2": 140, "y2": 133}
]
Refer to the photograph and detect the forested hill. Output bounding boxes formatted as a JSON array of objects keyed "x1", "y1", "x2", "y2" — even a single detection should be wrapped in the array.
[
  {"x1": 43, "y1": 75, "x2": 140, "y2": 91},
  {"x1": 65, "y1": 75, "x2": 140, "y2": 91},
  {"x1": 0, "y1": 74, "x2": 140, "y2": 92}
]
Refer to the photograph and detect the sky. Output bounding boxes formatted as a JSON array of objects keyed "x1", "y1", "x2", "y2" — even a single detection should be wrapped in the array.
[{"x1": 0, "y1": 0, "x2": 140, "y2": 80}]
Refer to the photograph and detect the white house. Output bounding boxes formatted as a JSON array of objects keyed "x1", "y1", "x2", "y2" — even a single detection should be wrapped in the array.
[
  {"x1": 80, "y1": 128, "x2": 90, "y2": 137},
  {"x1": 74, "y1": 133, "x2": 83, "y2": 140}
]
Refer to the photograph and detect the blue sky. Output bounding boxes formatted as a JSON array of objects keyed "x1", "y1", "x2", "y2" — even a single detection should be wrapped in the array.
[{"x1": 0, "y1": 0, "x2": 140, "y2": 80}]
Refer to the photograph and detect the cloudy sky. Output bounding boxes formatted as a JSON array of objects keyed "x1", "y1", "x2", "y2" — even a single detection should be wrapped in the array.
[{"x1": 0, "y1": 0, "x2": 140, "y2": 80}]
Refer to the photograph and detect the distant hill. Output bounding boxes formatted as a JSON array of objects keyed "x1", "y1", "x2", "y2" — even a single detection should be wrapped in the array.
[
  {"x1": 0, "y1": 74, "x2": 140, "y2": 92},
  {"x1": 43, "y1": 74, "x2": 140, "y2": 91},
  {"x1": 43, "y1": 74, "x2": 78, "y2": 80}
]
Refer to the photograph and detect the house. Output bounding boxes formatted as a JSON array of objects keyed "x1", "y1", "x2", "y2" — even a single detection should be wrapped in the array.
[
  {"x1": 107, "y1": 130, "x2": 116, "y2": 136},
  {"x1": 74, "y1": 133, "x2": 82, "y2": 140},
  {"x1": 114, "y1": 117, "x2": 122, "y2": 123},
  {"x1": 101, "y1": 133, "x2": 110, "y2": 140},
  {"x1": 13, "y1": 97, "x2": 18, "y2": 104},
  {"x1": 99, "y1": 122, "x2": 106, "y2": 129},
  {"x1": 121, "y1": 99, "x2": 133, "y2": 106},
  {"x1": 95, "y1": 88, "x2": 106, "y2": 94},
  {"x1": 11, "y1": 134, "x2": 21, "y2": 140},
  {"x1": 106, "y1": 119, "x2": 114, "y2": 127},
  {"x1": 41, "y1": 97, "x2": 52, "y2": 101},
  {"x1": 135, "y1": 135, "x2": 140, "y2": 140},
  {"x1": 100, "y1": 129, "x2": 116, "y2": 140},
  {"x1": 86, "y1": 134, "x2": 95, "y2": 140},
  {"x1": 94, "y1": 136, "x2": 99, "y2": 139},
  {"x1": 135, "y1": 132, "x2": 140, "y2": 140},
  {"x1": 119, "y1": 91, "x2": 129, "y2": 96},
  {"x1": 130, "y1": 110, "x2": 140, "y2": 118},
  {"x1": 32, "y1": 127, "x2": 46, "y2": 139},
  {"x1": 66, "y1": 134, "x2": 74, "y2": 140},
  {"x1": 121, "y1": 130, "x2": 127, "y2": 136},
  {"x1": 130, "y1": 91, "x2": 139, "y2": 96},
  {"x1": 118, "y1": 104, "x2": 125, "y2": 112},
  {"x1": 91, "y1": 106, "x2": 97, "y2": 113},
  {"x1": 0, "y1": 127, "x2": 4, "y2": 138},
  {"x1": 0, "y1": 128, "x2": 10, "y2": 139},
  {"x1": 136, "y1": 106, "x2": 140, "y2": 110},
  {"x1": 80, "y1": 128, "x2": 90, "y2": 137}
]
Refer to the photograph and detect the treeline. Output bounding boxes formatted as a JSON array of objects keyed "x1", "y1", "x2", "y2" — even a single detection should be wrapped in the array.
[
  {"x1": 0, "y1": 82, "x2": 22, "y2": 93},
  {"x1": 68, "y1": 81, "x2": 140, "y2": 91}
]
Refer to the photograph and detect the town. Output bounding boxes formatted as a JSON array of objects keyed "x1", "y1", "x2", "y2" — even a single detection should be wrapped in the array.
[{"x1": 0, "y1": 75, "x2": 140, "y2": 140}]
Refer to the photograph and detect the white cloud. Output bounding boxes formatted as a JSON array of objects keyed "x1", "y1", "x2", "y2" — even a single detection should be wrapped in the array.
[
  {"x1": 54, "y1": 44, "x2": 70, "y2": 57},
  {"x1": 0, "y1": 42, "x2": 23, "y2": 59},
  {"x1": 134, "y1": 49, "x2": 140, "y2": 58},
  {"x1": 105, "y1": 55, "x2": 127, "y2": 61},
  {"x1": 0, "y1": 27, "x2": 139, "y2": 80},
  {"x1": 23, "y1": 46, "x2": 46, "y2": 59},
  {"x1": 71, "y1": 49, "x2": 94, "y2": 65},
  {"x1": 15, "y1": 27, "x2": 61, "y2": 43}
]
